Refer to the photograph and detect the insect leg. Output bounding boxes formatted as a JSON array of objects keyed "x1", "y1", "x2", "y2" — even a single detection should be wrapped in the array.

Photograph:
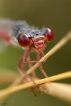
[
  {"x1": 36, "y1": 51, "x2": 48, "y2": 78},
  {"x1": 27, "y1": 56, "x2": 38, "y2": 78},
  {"x1": 17, "y1": 49, "x2": 38, "y2": 87}
]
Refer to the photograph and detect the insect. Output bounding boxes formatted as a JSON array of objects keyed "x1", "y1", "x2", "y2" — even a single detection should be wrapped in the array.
[{"x1": 0, "y1": 19, "x2": 54, "y2": 84}]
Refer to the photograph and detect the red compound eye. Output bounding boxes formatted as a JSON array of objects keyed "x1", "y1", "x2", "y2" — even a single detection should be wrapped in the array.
[
  {"x1": 45, "y1": 28, "x2": 54, "y2": 42},
  {"x1": 18, "y1": 34, "x2": 32, "y2": 47}
]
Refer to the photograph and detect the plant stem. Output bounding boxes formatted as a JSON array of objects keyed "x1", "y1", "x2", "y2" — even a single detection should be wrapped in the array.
[{"x1": 0, "y1": 71, "x2": 71, "y2": 98}]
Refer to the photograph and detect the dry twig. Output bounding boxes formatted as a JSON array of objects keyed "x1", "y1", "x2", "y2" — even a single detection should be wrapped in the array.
[{"x1": 0, "y1": 71, "x2": 71, "y2": 95}]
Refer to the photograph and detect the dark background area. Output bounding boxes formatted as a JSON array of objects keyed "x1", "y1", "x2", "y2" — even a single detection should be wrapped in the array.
[{"x1": 0, "y1": 0, "x2": 71, "y2": 106}]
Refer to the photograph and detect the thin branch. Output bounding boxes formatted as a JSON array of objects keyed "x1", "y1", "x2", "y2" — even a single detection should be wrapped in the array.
[
  {"x1": 42, "y1": 83, "x2": 71, "y2": 103},
  {"x1": 0, "y1": 71, "x2": 71, "y2": 98}
]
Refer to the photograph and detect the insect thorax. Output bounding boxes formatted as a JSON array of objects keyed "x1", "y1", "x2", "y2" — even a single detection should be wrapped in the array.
[{"x1": 12, "y1": 21, "x2": 47, "y2": 39}]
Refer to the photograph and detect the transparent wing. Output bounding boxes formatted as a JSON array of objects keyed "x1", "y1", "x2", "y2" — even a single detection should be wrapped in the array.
[
  {"x1": 0, "y1": 18, "x2": 18, "y2": 52},
  {"x1": 0, "y1": 39, "x2": 9, "y2": 53},
  {"x1": 0, "y1": 18, "x2": 15, "y2": 32}
]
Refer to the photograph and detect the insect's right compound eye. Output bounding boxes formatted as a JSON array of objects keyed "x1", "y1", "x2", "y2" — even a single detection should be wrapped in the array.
[{"x1": 18, "y1": 34, "x2": 32, "y2": 47}]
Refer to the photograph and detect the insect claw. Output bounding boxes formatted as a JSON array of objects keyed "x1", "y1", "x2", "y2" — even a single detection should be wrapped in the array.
[{"x1": 41, "y1": 60, "x2": 46, "y2": 64}]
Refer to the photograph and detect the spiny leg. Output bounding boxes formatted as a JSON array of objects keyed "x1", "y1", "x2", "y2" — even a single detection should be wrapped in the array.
[
  {"x1": 36, "y1": 50, "x2": 48, "y2": 78},
  {"x1": 27, "y1": 56, "x2": 38, "y2": 78},
  {"x1": 17, "y1": 48, "x2": 38, "y2": 86},
  {"x1": 17, "y1": 50, "x2": 28, "y2": 78},
  {"x1": 21, "y1": 49, "x2": 40, "y2": 95},
  {"x1": 24, "y1": 50, "x2": 48, "y2": 78},
  {"x1": 27, "y1": 56, "x2": 39, "y2": 96},
  {"x1": 39, "y1": 50, "x2": 47, "y2": 64}
]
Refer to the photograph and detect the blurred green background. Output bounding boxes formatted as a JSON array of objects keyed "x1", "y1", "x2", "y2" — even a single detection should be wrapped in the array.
[{"x1": 0, "y1": 0, "x2": 71, "y2": 106}]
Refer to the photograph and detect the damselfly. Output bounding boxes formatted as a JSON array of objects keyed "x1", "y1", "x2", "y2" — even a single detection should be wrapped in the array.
[{"x1": 0, "y1": 18, "x2": 54, "y2": 84}]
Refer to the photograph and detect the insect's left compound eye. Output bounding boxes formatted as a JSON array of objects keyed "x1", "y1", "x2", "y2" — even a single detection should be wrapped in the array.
[
  {"x1": 44, "y1": 28, "x2": 54, "y2": 42},
  {"x1": 18, "y1": 34, "x2": 32, "y2": 47}
]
